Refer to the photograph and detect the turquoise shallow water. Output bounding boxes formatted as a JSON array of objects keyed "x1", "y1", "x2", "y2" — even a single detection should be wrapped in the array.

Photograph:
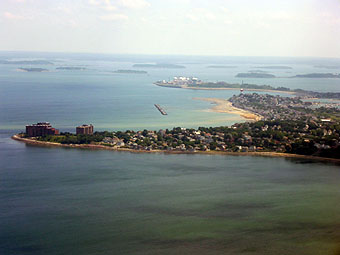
[{"x1": 1, "y1": 53, "x2": 340, "y2": 254}]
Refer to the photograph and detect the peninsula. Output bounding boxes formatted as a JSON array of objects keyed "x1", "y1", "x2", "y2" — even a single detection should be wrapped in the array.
[
  {"x1": 12, "y1": 93, "x2": 340, "y2": 162},
  {"x1": 155, "y1": 77, "x2": 340, "y2": 99},
  {"x1": 155, "y1": 77, "x2": 293, "y2": 94}
]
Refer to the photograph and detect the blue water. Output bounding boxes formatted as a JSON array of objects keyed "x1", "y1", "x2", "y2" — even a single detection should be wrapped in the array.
[
  {"x1": 0, "y1": 64, "x2": 244, "y2": 130},
  {"x1": 1, "y1": 53, "x2": 340, "y2": 131},
  {"x1": 1, "y1": 52, "x2": 340, "y2": 255}
]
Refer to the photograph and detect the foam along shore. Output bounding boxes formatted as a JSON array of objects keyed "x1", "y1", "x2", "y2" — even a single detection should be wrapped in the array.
[
  {"x1": 11, "y1": 135, "x2": 340, "y2": 164},
  {"x1": 193, "y1": 97, "x2": 262, "y2": 121}
]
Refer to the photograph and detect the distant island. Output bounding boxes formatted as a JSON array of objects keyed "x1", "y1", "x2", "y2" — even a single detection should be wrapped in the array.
[
  {"x1": 292, "y1": 73, "x2": 340, "y2": 78},
  {"x1": 236, "y1": 73, "x2": 276, "y2": 78},
  {"x1": 113, "y1": 69, "x2": 147, "y2": 74},
  {"x1": 18, "y1": 67, "x2": 48, "y2": 72},
  {"x1": 207, "y1": 65, "x2": 237, "y2": 69},
  {"x1": 133, "y1": 63, "x2": 185, "y2": 69},
  {"x1": 56, "y1": 66, "x2": 87, "y2": 70},
  {"x1": 1, "y1": 60, "x2": 53, "y2": 65},
  {"x1": 254, "y1": 66, "x2": 292, "y2": 69}
]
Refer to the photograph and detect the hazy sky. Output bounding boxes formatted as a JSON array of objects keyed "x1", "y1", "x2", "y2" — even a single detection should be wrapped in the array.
[{"x1": 1, "y1": 0, "x2": 340, "y2": 57}]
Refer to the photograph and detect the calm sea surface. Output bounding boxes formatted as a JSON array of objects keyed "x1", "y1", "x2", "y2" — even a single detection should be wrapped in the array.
[{"x1": 1, "y1": 53, "x2": 340, "y2": 254}]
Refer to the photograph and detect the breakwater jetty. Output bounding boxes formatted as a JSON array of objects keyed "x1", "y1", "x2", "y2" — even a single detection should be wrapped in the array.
[{"x1": 154, "y1": 104, "x2": 167, "y2": 115}]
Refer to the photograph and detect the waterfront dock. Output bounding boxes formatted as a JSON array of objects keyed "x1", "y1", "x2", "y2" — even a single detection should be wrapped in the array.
[{"x1": 154, "y1": 104, "x2": 168, "y2": 115}]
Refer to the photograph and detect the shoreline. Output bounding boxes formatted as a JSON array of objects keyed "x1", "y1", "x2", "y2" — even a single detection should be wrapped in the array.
[
  {"x1": 193, "y1": 97, "x2": 262, "y2": 121},
  {"x1": 11, "y1": 135, "x2": 340, "y2": 164}
]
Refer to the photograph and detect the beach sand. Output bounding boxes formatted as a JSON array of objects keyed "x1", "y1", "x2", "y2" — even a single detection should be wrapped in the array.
[{"x1": 193, "y1": 97, "x2": 262, "y2": 121}]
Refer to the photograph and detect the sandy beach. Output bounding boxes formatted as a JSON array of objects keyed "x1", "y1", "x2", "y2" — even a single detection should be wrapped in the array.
[
  {"x1": 193, "y1": 97, "x2": 262, "y2": 121},
  {"x1": 12, "y1": 135, "x2": 340, "y2": 164}
]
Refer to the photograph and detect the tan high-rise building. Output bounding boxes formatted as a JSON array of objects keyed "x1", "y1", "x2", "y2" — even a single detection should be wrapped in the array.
[{"x1": 76, "y1": 124, "x2": 94, "y2": 135}]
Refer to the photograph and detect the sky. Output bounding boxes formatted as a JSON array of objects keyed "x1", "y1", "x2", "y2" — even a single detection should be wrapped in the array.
[{"x1": 0, "y1": 0, "x2": 340, "y2": 57}]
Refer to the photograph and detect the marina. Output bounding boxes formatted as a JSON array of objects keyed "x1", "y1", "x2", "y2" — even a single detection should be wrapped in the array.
[{"x1": 154, "y1": 104, "x2": 168, "y2": 115}]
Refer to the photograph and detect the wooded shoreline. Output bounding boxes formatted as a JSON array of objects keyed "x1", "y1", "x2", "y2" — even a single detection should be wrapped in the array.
[{"x1": 12, "y1": 135, "x2": 340, "y2": 164}]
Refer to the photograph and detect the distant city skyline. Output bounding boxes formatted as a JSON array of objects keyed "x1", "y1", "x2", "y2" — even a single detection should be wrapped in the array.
[{"x1": 1, "y1": 0, "x2": 340, "y2": 58}]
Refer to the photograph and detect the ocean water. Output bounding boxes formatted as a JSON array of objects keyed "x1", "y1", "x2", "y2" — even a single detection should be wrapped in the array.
[
  {"x1": 1, "y1": 53, "x2": 340, "y2": 131},
  {"x1": 1, "y1": 52, "x2": 340, "y2": 255}
]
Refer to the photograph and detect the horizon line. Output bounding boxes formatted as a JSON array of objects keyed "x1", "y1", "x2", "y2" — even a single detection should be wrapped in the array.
[{"x1": 0, "y1": 50, "x2": 340, "y2": 60}]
